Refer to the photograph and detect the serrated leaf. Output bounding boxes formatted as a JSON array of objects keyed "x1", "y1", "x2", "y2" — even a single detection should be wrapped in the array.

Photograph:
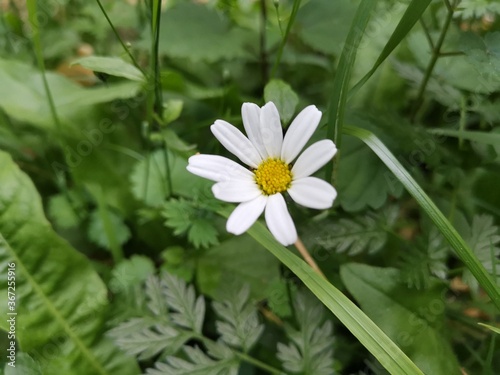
[
  {"x1": 264, "y1": 79, "x2": 299, "y2": 125},
  {"x1": 161, "y1": 273, "x2": 205, "y2": 334},
  {"x1": 146, "y1": 344, "x2": 238, "y2": 375},
  {"x1": 73, "y1": 56, "x2": 145, "y2": 82},
  {"x1": 462, "y1": 215, "x2": 500, "y2": 292},
  {"x1": 110, "y1": 255, "x2": 156, "y2": 293},
  {"x1": 313, "y1": 215, "x2": 387, "y2": 255},
  {"x1": 188, "y1": 218, "x2": 219, "y2": 249},
  {"x1": 400, "y1": 227, "x2": 449, "y2": 290},
  {"x1": 87, "y1": 208, "x2": 131, "y2": 250},
  {"x1": 213, "y1": 285, "x2": 264, "y2": 352},
  {"x1": 0, "y1": 151, "x2": 139, "y2": 375},
  {"x1": 277, "y1": 292, "x2": 335, "y2": 375}
]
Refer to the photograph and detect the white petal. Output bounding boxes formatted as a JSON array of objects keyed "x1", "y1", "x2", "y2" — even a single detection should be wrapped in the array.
[
  {"x1": 281, "y1": 105, "x2": 322, "y2": 163},
  {"x1": 265, "y1": 194, "x2": 297, "y2": 246},
  {"x1": 288, "y1": 177, "x2": 337, "y2": 209},
  {"x1": 211, "y1": 120, "x2": 262, "y2": 168},
  {"x1": 227, "y1": 195, "x2": 267, "y2": 235},
  {"x1": 187, "y1": 154, "x2": 253, "y2": 182},
  {"x1": 212, "y1": 180, "x2": 261, "y2": 203},
  {"x1": 259, "y1": 102, "x2": 283, "y2": 158},
  {"x1": 242, "y1": 103, "x2": 267, "y2": 159},
  {"x1": 292, "y1": 140, "x2": 337, "y2": 179}
]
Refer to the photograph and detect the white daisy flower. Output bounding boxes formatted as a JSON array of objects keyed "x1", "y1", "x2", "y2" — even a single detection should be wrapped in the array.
[{"x1": 187, "y1": 102, "x2": 337, "y2": 246}]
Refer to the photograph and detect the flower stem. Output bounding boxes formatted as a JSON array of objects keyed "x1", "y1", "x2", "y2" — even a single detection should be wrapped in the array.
[
  {"x1": 294, "y1": 237, "x2": 325, "y2": 278},
  {"x1": 259, "y1": 0, "x2": 269, "y2": 86}
]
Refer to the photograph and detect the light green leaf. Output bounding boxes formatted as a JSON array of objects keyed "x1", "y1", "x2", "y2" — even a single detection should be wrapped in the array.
[
  {"x1": 88, "y1": 208, "x2": 131, "y2": 250},
  {"x1": 0, "y1": 151, "x2": 139, "y2": 375},
  {"x1": 264, "y1": 79, "x2": 299, "y2": 125},
  {"x1": 341, "y1": 263, "x2": 461, "y2": 375},
  {"x1": 0, "y1": 58, "x2": 141, "y2": 129},
  {"x1": 4, "y1": 353, "x2": 42, "y2": 375},
  {"x1": 73, "y1": 56, "x2": 145, "y2": 82}
]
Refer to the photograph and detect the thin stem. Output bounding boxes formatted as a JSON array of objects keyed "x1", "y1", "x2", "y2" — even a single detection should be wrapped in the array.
[
  {"x1": 234, "y1": 352, "x2": 283, "y2": 375},
  {"x1": 294, "y1": 238, "x2": 325, "y2": 278},
  {"x1": 411, "y1": 0, "x2": 457, "y2": 120},
  {"x1": 151, "y1": 0, "x2": 163, "y2": 120},
  {"x1": 419, "y1": 18, "x2": 434, "y2": 49},
  {"x1": 95, "y1": 0, "x2": 144, "y2": 73},
  {"x1": 459, "y1": 95, "x2": 466, "y2": 149},
  {"x1": 438, "y1": 51, "x2": 464, "y2": 57},
  {"x1": 259, "y1": 0, "x2": 269, "y2": 86},
  {"x1": 270, "y1": 0, "x2": 302, "y2": 79}
]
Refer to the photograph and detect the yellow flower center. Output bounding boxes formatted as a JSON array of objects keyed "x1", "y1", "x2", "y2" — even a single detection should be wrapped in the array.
[{"x1": 254, "y1": 158, "x2": 292, "y2": 195}]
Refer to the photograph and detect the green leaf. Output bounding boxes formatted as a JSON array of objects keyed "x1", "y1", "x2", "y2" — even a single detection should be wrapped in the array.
[
  {"x1": 218, "y1": 208, "x2": 425, "y2": 375},
  {"x1": 296, "y1": 0, "x2": 356, "y2": 56},
  {"x1": 147, "y1": 344, "x2": 238, "y2": 375},
  {"x1": 152, "y1": 2, "x2": 250, "y2": 62},
  {"x1": 188, "y1": 218, "x2": 219, "y2": 249},
  {"x1": 87, "y1": 208, "x2": 131, "y2": 250},
  {"x1": 72, "y1": 56, "x2": 145, "y2": 82},
  {"x1": 0, "y1": 58, "x2": 141, "y2": 129},
  {"x1": 47, "y1": 192, "x2": 83, "y2": 229},
  {"x1": 196, "y1": 236, "x2": 280, "y2": 300},
  {"x1": 478, "y1": 323, "x2": 500, "y2": 335},
  {"x1": 341, "y1": 263, "x2": 461, "y2": 375},
  {"x1": 162, "y1": 273, "x2": 205, "y2": 334},
  {"x1": 349, "y1": 0, "x2": 433, "y2": 97},
  {"x1": 213, "y1": 285, "x2": 264, "y2": 353},
  {"x1": 0, "y1": 151, "x2": 139, "y2": 375},
  {"x1": 263, "y1": 79, "x2": 299, "y2": 125},
  {"x1": 343, "y1": 125, "x2": 500, "y2": 311},
  {"x1": 277, "y1": 292, "x2": 335, "y2": 375},
  {"x1": 428, "y1": 128, "x2": 500, "y2": 147},
  {"x1": 337, "y1": 136, "x2": 403, "y2": 211},
  {"x1": 462, "y1": 215, "x2": 500, "y2": 292},
  {"x1": 312, "y1": 214, "x2": 388, "y2": 255},
  {"x1": 110, "y1": 255, "x2": 156, "y2": 293}
]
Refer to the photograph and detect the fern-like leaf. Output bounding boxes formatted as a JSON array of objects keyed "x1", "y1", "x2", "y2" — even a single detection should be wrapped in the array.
[
  {"x1": 144, "y1": 343, "x2": 238, "y2": 375},
  {"x1": 313, "y1": 215, "x2": 387, "y2": 255},
  {"x1": 463, "y1": 215, "x2": 500, "y2": 292},
  {"x1": 212, "y1": 285, "x2": 264, "y2": 352},
  {"x1": 277, "y1": 292, "x2": 335, "y2": 375},
  {"x1": 161, "y1": 272, "x2": 206, "y2": 333},
  {"x1": 400, "y1": 227, "x2": 449, "y2": 289}
]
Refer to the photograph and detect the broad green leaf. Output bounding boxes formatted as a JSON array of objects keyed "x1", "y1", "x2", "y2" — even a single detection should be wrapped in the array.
[
  {"x1": 0, "y1": 58, "x2": 141, "y2": 129},
  {"x1": 341, "y1": 263, "x2": 461, "y2": 375},
  {"x1": 343, "y1": 125, "x2": 500, "y2": 311},
  {"x1": 4, "y1": 353, "x2": 42, "y2": 375},
  {"x1": 218, "y1": 209, "x2": 425, "y2": 375},
  {"x1": 73, "y1": 56, "x2": 145, "y2": 82},
  {"x1": 350, "y1": 0, "x2": 433, "y2": 97},
  {"x1": 196, "y1": 236, "x2": 280, "y2": 301},
  {"x1": 337, "y1": 136, "x2": 403, "y2": 211},
  {"x1": 0, "y1": 151, "x2": 139, "y2": 375},
  {"x1": 325, "y1": 0, "x2": 377, "y2": 181},
  {"x1": 295, "y1": 0, "x2": 356, "y2": 56},
  {"x1": 150, "y1": 2, "x2": 251, "y2": 62},
  {"x1": 88, "y1": 208, "x2": 131, "y2": 250},
  {"x1": 263, "y1": 79, "x2": 299, "y2": 125}
]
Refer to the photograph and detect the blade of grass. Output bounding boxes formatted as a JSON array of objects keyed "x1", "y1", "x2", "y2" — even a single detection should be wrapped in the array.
[
  {"x1": 325, "y1": 0, "x2": 377, "y2": 184},
  {"x1": 343, "y1": 125, "x2": 500, "y2": 311},
  {"x1": 217, "y1": 209, "x2": 424, "y2": 375},
  {"x1": 348, "y1": 0, "x2": 432, "y2": 98},
  {"x1": 428, "y1": 128, "x2": 500, "y2": 146}
]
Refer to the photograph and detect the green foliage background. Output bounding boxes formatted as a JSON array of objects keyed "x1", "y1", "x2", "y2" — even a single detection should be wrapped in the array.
[{"x1": 0, "y1": 0, "x2": 499, "y2": 374}]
